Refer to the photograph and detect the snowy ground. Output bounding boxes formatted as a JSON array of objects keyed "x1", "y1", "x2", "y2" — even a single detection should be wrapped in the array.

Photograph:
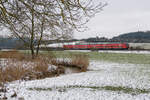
[
  {"x1": 2, "y1": 60, "x2": 150, "y2": 100},
  {"x1": 66, "y1": 50, "x2": 150, "y2": 54}
]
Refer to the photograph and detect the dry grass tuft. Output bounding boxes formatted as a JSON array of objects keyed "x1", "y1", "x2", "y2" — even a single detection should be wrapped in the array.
[
  {"x1": 51, "y1": 54, "x2": 89, "y2": 72},
  {"x1": 32, "y1": 56, "x2": 49, "y2": 73},
  {"x1": 0, "y1": 67, "x2": 4, "y2": 86},
  {"x1": 0, "y1": 50, "x2": 25, "y2": 61},
  {"x1": 0, "y1": 60, "x2": 30, "y2": 83},
  {"x1": 2, "y1": 65, "x2": 29, "y2": 82},
  {"x1": 0, "y1": 54, "x2": 64, "y2": 84},
  {"x1": 71, "y1": 54, "x2": 89, "y2": 72},
  {"x1": 0, "y1": 52, "x2": 89, "y2": 86}
]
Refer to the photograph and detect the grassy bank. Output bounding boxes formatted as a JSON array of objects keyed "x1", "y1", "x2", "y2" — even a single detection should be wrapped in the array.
[
  {"x1": 48, "y1": 51, "x2": 150, "y2": 64},
  {"x1": 2, "y1": 50, "x2": 150, "y2": 64},
  {"x1": 0, "y1": 50, "x2": 89, "y2": 85}
]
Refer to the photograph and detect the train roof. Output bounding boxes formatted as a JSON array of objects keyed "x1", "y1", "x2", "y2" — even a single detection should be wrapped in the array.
[{"x1": 75, "y1": 42, "x2": 127, "y2": 45}]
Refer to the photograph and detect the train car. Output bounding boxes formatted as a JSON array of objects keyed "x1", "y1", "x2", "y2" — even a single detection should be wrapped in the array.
[{"x1": 63, "y1": 42, "x2": 129, "y2": 50}]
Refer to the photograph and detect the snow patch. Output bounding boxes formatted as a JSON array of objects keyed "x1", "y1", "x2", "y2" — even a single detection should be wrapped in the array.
[{"x1": 2, "y1": 60, "x2": 150, "y2": 100}]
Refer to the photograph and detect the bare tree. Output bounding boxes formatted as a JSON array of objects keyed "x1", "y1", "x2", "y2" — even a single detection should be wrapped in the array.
[{"x1": 0, "y1": 0, "x2": 107, "y2": 58}]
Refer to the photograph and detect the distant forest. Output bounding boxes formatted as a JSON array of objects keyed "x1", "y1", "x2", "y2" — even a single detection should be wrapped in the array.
[
  {"x1": 111, "y1": 31, "x2": 150, "y2": 43},
  {"x1": 0, "y1": 38, "x2": 25, "y2": 49},
  {"x1": 83, "y1": 31, "x2": 150, "y2": 43},
  {"x1": 0, "y1": 31, "x2": 150, "y2": 49}
]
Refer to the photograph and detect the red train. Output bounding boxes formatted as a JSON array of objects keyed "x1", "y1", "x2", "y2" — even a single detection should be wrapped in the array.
[{"x1": 63, "y1": 42, "x2": 129, "y2": 50}]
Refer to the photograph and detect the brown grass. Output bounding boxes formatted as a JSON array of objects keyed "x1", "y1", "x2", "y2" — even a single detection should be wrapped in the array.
[
  {"x1": 32, "y1": 56, "x2": 49, "y2": 72},
  {"x1": 0, "y1": 54, "x2": 64, "y2": 84},
  {"x1": 0, "y1": 50, "x2": 25, "y2": 61},
  {"x1": 51, "y1": 54, "x2": 89, "y2": 72},
  {"x1": 1, "y1": 64, "x2": 29, "y2": 82},
  {"x1": 0, "y1": 51, "x2": 89, "y2": 85},
  {"x1": 0, "y1": 67, "x2": 4, "y2": 86},
  {"x1": 71, "y1": 54, "x2": 89, "y2": 72}
]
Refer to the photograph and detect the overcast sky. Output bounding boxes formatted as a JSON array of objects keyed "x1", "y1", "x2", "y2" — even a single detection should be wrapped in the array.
[{"x1": 74, "y1": 0, "x2": 150, "y2": 39}]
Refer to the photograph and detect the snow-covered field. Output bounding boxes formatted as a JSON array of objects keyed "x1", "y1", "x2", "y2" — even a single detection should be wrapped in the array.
[
  {"x1": 3, "y1": 60, "x2": 150, "y2": 100},
  {"x1": 98, "y1": 50, "x2": 150, "y2": 54},
  {"x1": 66, "y1": 50, "x2": 150, "y2": 54}
]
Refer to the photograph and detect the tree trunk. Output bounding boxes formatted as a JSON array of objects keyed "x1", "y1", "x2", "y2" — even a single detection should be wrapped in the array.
[
  {"x1": 30, "y1": 44, "x2": 35, "y2": 59},
  {"x1": 36, "y1": 31, "x2": 43, "y2": 56},
  {"x1": 30, "y1": 5, "x2": 35, "y2": 59},
  {"x1": 36, "y1": 17, "x2": 44, "y2": 56}
]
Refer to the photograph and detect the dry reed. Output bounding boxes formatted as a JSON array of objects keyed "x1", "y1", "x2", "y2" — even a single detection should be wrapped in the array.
[{"x1": 0, "y1": 51, "x2": 89, "y2": 85}]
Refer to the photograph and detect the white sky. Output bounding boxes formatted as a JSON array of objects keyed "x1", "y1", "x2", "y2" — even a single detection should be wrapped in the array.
[
  {"x1": 74, "y1": 0, "x2": 150, "y2": 39},
  {"x1": 1, "y1": 0, "x2": 150, "y2": 39}
]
